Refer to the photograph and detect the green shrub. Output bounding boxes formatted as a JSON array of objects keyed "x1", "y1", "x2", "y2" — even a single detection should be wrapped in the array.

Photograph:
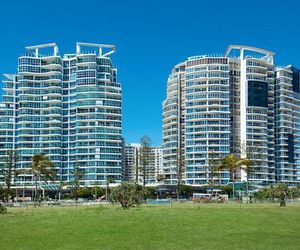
[
  {"x1": 0, "y1": 204, "x2": 7, "y2": 214},
  {"x1": 110, "y1": 183, "x2": 145, "y2": 209}
]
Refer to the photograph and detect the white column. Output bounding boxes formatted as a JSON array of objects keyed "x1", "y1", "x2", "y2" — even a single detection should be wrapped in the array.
[
  {"x1": 54, "y1": 45, "x2": 59, "y2": 56},
  {"x1": 76, "y1": 44, "x2": 81, "y2": 54}
]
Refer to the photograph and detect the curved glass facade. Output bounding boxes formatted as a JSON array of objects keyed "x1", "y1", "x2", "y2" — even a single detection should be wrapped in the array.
[
  {"x1": 275, "y1": 66, "x2": 300, "y2": 186},
  {"x1": 163, "y1": 45, "x2": 299, "y2": 187},
  {"x1": 0, "y1": 43, "x2": 122, "y2": 187},
  {"x1": 185, "y1": 56, "x2": 231, "y2": 185},
  {"x1": 162, "y1": 62, "x2": 185, "y2": 185},
  {"x1": 163, "y1": 57, "x2": 231, "y2": 186}
]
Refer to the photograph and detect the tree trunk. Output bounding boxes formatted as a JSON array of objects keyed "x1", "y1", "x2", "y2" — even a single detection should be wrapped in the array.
[
  {"x1": 106, "y1": 181, "x2": 109, "y2": 202},
  {"x1": 210, "y1": 174, "x2": 214, "y2": 197},
  {"x1": 34, "y1": 174, "x2": 38, "y2": 206},
  {"x1": 6, "y1": 175, "x2": 11, "y2": 203},
  {"x1": 232, "y1": 172, "x2": 235, "y2": 201},
  {"x1": 280, "y1": 197, "x2": 286, "y2": 207},
  {"x1": 5, "y1": 183, "x2": 10, "y2": 203},
  {"x1": 245, "y1": 174, "x2": 249, "y2": 203},
  {"x1": 143, "y1": 164, "x2": 146, "y2": 187},
  {"x1": 75, "y1": 185, "x2": 78, "y2": 210}
]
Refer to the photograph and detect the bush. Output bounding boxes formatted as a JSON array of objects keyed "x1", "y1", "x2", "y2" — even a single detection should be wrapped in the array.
[
  {"x1": 143, "y1": 186, "x2": 156, "y2": 199},
  {"x1": 0, "y1": 187, "x2": 5, "y2": 202},
  {"x1": 253, "y1": 183, "x2": 291, "y2": 207},
  {"x1": 253, "y1": 187, "x2": 272, "y2": 200},
  {"x1": 0, "y1": 204, "x2": 7, "y2": 214},
  {"x1": 179, "y1": 185, "x2": 193, "y2": 197},
  {"x1": 77, "y1": 188, "x2": 93, "y2": 199},
  {"x1": 0, "y1": 188, "x2": 14, "y2": 202},
  {"x1": 110, "y1": 183, "x2": 145, "y2": 209},
  {"x1": 220, "y1": 185, "x2": 233, "y2": 197},
  {"x1": 64, "y1": 187, "x2": 105, "y2": 200}
]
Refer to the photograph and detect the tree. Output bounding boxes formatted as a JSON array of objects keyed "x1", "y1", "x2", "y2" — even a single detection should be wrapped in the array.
[
  {"x1": 220, "y1": 185, "x2": 233, "y2": 196},
  {"x1": 93, "y1": 186, "x2": 105, "y2": 200},
  {"x1": 176, "y1": 147, "x2": 185, "y2": 199},
  {"x1": 207, "y1": 151, "x2": 221, "y2": 196},
  {"x1": 289, "y1": 187, "x2": 300, "y2": 199},
  {"x1": 218, "y1": 154, "x2": 251, "y2": 199},
  {"x1": 240, "y1": 143, "x2": 262, "y2": 199},
  {"x1": 270, "y1": 183, "x2": 289, "y2": 207},
  {"x1": 0, "y1": 149, "x2": 18, "y2": 203},
  {"x1": 0, "y1": 203, "x2": 7, "y2": 214},
  {"x1": 254, "y1": 184, "x2": 295, "y2": 207},
  {"x1": 253, "y1": 186, "x2": 272, "y2": 200},
  {"x1": 0, "y1": 186, "x2": 5, "y2": 202},
  {"x1": 110, "y1": 183, "x2": 145, "y2": 209},
  {"x1": 105, "y1": 177, "x2": 115, "y2": 202},
  {"x1": 69, "y1": 165, "x2": 84, "y2": 205},
  {"x1": 178, "y1": 184, "x2": 193, "y2": 198},
  {"x1": 32, "y1": 154, "x2": 56, "y2": 203},
  {"x1": 143, "y1": 186, "x2": 156, "y2": 200},
  {"x1": 75, "y1": 187, "x2": 104, "y2": 199},
  {"x1": 18, "y1": 154, "x2": 56, "y2": 204},
  {"x1": 139, "y1": 136, "x2": 152, "y2": 187}
]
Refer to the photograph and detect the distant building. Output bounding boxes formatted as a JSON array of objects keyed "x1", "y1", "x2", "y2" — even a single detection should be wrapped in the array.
[
  {"x1": 123, "y1": 143, "x2": 140, "y2": 182},
  {"x1": 123, "y1": 143, "x2": 163, "y2": 185}
]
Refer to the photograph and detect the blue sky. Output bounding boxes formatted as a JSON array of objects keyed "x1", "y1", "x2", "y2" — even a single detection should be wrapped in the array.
[{"x1": 0, "y1": 0, "x2": 300, "y2": 146}]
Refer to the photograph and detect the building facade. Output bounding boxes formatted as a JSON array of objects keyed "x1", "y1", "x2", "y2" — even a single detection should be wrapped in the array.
[
  {"x1": 122, "y1": 143, "x2": 163, "y2": 185},
  {"x1": 162, "y1": 45, "x2": 300, "y2": 187},
  {"x1": 225, "y1": 46, "x2": 275, "y2": 185},
  {"x1": 274, "y1": 66, "x2": 300, "y2": 185},
  {"x1": 162, "y1": 62, "x2": 185, "y2": 185},
  {"x1": 123, "y1": 143, "x2": 140, "y2": 183},
  {"x1": 0, "y1": 42, "x2": 122, "y2": 187}
]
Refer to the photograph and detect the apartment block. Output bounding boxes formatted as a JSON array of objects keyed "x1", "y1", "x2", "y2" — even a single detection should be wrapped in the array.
[
  {"x1": 0, "y1": 42, "x2": 122, "y2": 187},
  {"x1": 162, "y1": 45, "x2": 300, "y2": 186}
]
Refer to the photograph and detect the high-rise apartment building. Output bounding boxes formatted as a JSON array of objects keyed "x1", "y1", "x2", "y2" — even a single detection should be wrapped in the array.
[
  {"x1": 225, "y1": 46, "x2": 275, "y2": 185},
  {"x1": 274, "y1": 66, "x2": 300, "y2": 185},
  {"x1": 123, "y1": 143, "x2": 140, "y2": 182},
  {"x1": 153, "y1": 147, "x2": 163, "y2": 179},
  {"x1": 0, "y1": 42, "x2": 122, "y2": 187},
  {"x1": 162, "y1": 62, "x2": 185, "y2": 185},
  {"x1": 162, "y1": 45, "x2": 300, "y2": 187},
  {"x1": 122, "y1": 143, "x2": 163, "y2": 185}
]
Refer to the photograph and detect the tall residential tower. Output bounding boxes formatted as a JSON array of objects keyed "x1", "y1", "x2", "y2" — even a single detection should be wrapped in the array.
[
  {"x1": 162, "y1": 45, "x2": 300, "y2": 187},
  {"x1": 0, "y1": 43, "x2": 122, "y2": 187}
]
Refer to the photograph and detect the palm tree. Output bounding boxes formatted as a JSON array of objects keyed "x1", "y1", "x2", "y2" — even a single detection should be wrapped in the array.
[
  {"x1": 218, "y1": 154, "x2": 251, "y2": 200},
  {"x1": 271, "y1": 183, "x2": 289, "y2": 207},
  {"x1": 30, "y1": 154, "x2": 56, "y2": 204}
]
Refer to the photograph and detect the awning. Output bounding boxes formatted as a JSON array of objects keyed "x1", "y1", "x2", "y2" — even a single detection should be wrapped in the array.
[{"x1": 40, "y1": 184, "x2": 60, "y2": 191}]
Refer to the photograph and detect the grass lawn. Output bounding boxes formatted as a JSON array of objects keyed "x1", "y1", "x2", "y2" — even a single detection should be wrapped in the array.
[{"x1": 0, "y1": 203, "x2": 300, "y2": 249}]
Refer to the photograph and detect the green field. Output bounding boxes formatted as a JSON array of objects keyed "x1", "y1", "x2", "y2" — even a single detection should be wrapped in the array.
[{"x1": 1, "y1": 203, "x2": 300, "y2": 249}]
